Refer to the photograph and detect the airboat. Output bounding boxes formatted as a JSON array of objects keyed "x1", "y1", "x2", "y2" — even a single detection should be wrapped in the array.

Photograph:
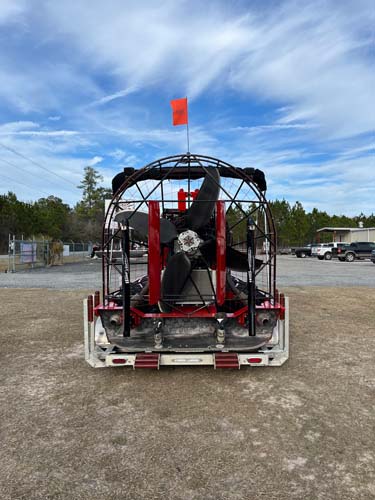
[{"x1": 84, "y1": 153, "x2": 289, "y2": 369}]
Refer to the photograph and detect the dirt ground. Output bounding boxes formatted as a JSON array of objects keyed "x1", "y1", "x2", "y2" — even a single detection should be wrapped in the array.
[{"x1": 1, "y1": 287, "x2": 374, "y2": 500}]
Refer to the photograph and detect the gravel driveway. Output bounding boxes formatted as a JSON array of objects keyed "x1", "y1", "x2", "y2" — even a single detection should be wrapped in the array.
[{"x1": 1, "y1": 255, "x2": 374, "y2": 289}]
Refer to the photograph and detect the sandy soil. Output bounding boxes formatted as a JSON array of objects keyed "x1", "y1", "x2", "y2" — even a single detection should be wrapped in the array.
[{"x1": 0, "y1": 287, "x2": 374, "y2": 500}]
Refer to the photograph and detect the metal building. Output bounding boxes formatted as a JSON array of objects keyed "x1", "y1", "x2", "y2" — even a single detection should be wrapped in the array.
[{"x1": 316, "y1": 226, "x2": 375, "y2": 243}]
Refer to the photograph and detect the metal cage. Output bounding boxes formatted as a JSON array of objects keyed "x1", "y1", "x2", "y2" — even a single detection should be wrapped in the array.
[{"x1": 90, "y1": 153, "x2": 285, "y2": 356}]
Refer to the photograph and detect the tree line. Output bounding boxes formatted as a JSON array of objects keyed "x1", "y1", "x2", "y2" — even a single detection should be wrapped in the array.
[
  {"x1": 1, "y1": 166, "x2": 374, "y2": 253},
  {"x1": 227, "y1": 200, "x2": 375, "y2": 248},
  {"x1": 0, "y1": 166, "x2": 111, "y2": 253}
]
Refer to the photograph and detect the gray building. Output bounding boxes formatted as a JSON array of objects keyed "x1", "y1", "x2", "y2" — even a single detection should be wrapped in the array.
[{"x1": 317, "y1": 226, "x2": 375, "y2": 243}]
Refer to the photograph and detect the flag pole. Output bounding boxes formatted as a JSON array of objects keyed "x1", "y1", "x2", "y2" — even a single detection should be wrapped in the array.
[{"x1": 186, "y1": 96, "x2": 190, "y2": 153}]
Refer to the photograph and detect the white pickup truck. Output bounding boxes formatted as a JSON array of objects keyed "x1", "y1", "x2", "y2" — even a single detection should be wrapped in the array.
[{"x1": 314, "y1": 242, "x2": 348, "y2": 260}]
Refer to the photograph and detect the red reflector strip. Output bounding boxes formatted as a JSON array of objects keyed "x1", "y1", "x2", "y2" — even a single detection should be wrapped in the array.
[
  {"x1": 87, "y1": 295, "x2": 94, "y2": 322},
  {"x1": 94, "y1": 290, "x2": 100, "y2": 308},
  {"x1": 279, "y1": 293, "x2": 285, "y2": 320},
  {"x1": 247, "y1": 357, "x2": 262, "y2": 363},
  {"x1": 112, "y1": 358, "x2": 127, "y2": 364}
]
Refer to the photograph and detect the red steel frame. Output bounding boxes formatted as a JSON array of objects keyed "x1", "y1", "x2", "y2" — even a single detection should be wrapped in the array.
[
  {"x1": 216, "y1": 201, "x2": 226, "y2": 305},
  {"x1": 95, "y1": 199, "x2": 285, "y2": 323},
  {"x1": 99, "y1": 154, "x2": 282, "y2": 333},
  {"x1": 148, "y1": 201, "x2": 161, "y2": 304}
]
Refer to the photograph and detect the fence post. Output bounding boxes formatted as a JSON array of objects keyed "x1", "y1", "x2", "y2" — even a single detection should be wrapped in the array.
[
  {"x1": 59, "y1": 239, "x2": 63, "y2": 264},
  {"x1": 7, "y1": 234, "x2": 10, "y2": 273},
  {"x1": 12, "y1": 235, "x2": 16, "y2": 273},
  {"x1": 31, "y1": 236, "x2": 35, "y2": 269}
]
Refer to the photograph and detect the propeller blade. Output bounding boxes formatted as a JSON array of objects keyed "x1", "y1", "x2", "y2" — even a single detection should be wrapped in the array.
[
  {"x1": 114, "y1": 210, "x2": 177, "y2": 244},
  {"x1": 200, "y1": 240, "x2": 262, "y2": 271},
  {"x1": 160, "y1": 252, "x2": 192, "y2": 312},
  {"x1": 226, "y1": 247, "x2": 263, "y2": 271},
  {"x1": 199, "y1": 239, "x2": 217, "y2": 265},
  {"x1": 185, "y1": 168, "x2": 220, "y2": 231}
]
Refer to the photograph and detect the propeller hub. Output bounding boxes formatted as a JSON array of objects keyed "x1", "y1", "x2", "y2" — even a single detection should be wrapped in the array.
[{"x1": 178, "y1": 230, "x2": 201, "y2": 255}]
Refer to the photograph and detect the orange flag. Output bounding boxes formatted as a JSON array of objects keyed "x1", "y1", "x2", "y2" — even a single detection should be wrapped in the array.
[{"x1": 170, "y1": 97, "x2": 188, "y2": 126}]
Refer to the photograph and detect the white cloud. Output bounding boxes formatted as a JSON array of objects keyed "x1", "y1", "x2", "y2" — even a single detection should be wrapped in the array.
[
  {"x1": 89, "y1": 86, "x2": 138, "y2": 107},
  {"x1": 39, "y1": 0, "x2": 374, "y2": 138},
  {"x1": 87, "y1": 156, "x2": 103, "y2": 166},
  {"x1": 0, "y1": 0, "x2": 373, "y2": 215},
  {"x1": 0, "y1": 130, "x2": 79, "y2": 137},
  {"x1": 231, "y1": 123, "x2": 318, "y2": 134},
  {"x1": 0, "y1": 0, "x2": 25, "y2": 24},
  {"x1": 0, "y1": 133, "x2": 110, "y2": 205},
  {"x1": 108, "y1": 148, "x2": 127, "y2": 161},
  {"x1": 0, "y1": 121, "x2": 40, "y2": 133},
  {"x1": 0, "y1": 121, "x2": 79, "y2": 137}
]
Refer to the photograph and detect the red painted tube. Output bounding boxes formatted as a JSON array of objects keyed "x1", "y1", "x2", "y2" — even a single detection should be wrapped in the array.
[
  {"x1": 178, "y1": 189, "x2": 186, "y2": 212},
  {"x1": 279, "y1": 293, "x2": 285, "y2": 320},
  {"x1": 191, "y1": 188, "x2": 199, "y2": 200},
  {"x1": 87, "y1": 295, "x2": 94, "y2": 322},
  {"x1": 94, "y1": 290, "x2": 100, "y2": 307},
  {"x1": 216, "y1": 201, "x2": 226, "y2": 306},
  {"x1": 148, "y1": 201, "x2": 161, "y2": 304}
]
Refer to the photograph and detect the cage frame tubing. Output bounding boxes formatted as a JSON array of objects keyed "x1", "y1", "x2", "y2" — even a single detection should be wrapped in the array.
[
  {"x1": 193, "y1": 156, "x2": 250, "y2": 220},
  {"x1": 216, "y1": 201, "x2": 226, "y2": 306},
  {"x1": 102, "y1": 154, "x2": 191, "y2": 303},
  {"x1": 122, "y1": 221, "x2": 131, "y2": 337},
  {"x1": 121, "y1": 155, "x2": 190, "y2": 223},
  {"x1": 247, "y1": 218, "x2": 256, "y2": 336},
  {"x1": 102, "y1": 154, "x2": 278, "y2": 303}
]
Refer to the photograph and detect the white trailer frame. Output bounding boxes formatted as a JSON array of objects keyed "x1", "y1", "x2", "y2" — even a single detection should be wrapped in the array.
[{"x1": 83, "y1": 296, "x2": 289, "y2": 369}]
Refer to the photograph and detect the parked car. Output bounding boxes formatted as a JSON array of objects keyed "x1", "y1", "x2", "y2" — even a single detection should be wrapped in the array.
[
  {"x1": 332, "y1": 242, "x2": 375, "y2": 262},
  {"x1": 292, "y1": 243, "x2": 326, "y2": 258},
  {"x1": 292, "y1": 244, "x2": 314, "y2": 258},
  {"x1": 315, "y1": 242, "x2": 349, "y2": 261},
  {"x1": 310, "y1": 243, "x2": 327, "y2": 257}
]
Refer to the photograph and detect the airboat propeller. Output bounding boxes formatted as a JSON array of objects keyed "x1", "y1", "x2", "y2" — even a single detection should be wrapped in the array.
[{"x1": 113, "y1": 165, "x2": 264, "y2": 312}]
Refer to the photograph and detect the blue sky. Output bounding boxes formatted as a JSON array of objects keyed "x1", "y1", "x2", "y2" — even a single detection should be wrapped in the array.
[{"x1": 0, "y1": 0, "x2": 374, "y2": 215}]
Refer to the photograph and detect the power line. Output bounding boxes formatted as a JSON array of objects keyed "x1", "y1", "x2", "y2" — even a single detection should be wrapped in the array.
[
  {"x1": 0, "y1": 142, "x2": 79, "y2": 188},
  {"x1": 0, "y1": 157, "x2": 67, "y2": 194},
  {"x1": 0, "y1": 156, "x2": 53, "y2": 180},
  {"x1": 0, "y1": 172, "x2": 53, "y2": 198}
]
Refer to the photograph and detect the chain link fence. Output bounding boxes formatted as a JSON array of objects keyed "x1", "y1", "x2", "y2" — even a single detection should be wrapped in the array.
[{"x1": 3, "y1": 235, "x2": 93, "y2": 273}]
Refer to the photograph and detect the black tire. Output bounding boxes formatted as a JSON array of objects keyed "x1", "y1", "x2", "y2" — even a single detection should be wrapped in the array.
[
  {"x1": 324, "y1": 252, "x2": 332, "y2": 261},
  {"x1": 318, "y1": 256, "x2": 324, "y2": 260},
  {"x1": 300, "y1": 252, "x2": 306, "y2": 258},
  {"x1": 345, "y1": 252, "x2": 355, "y2": 262},
  {"x1": 338, "y1": 257, "x2": 345, "y2": 262}
]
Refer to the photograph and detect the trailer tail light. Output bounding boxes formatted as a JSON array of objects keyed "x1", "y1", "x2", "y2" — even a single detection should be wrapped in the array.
[
  {"x1": 247, "y1": 357, "x2": 262, "y2": 363},
  {"x1": 112, "y1": 358, "x2": 127, "y2": 364}
]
